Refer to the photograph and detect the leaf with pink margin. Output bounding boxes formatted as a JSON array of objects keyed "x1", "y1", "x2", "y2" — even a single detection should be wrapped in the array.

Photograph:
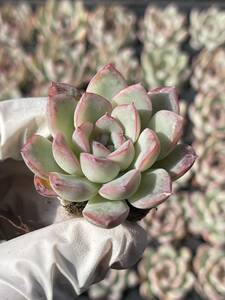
[
  {"x1": 80, "y1": 153, "x2": 120, "y2": 183},
  {"x1": 111, "y1": 104, "x2": 141, "y2": 143},
  {"x1": 95, "y1": 113, "x2": 125, "y2": 149},
  {"x1": 112, "y1": 83, "x2": 152, "y2": 128},
  {"x1": 52, "y1": 133, "x2": 82, "y2": 175},
  {"x1": 92, "y1": 141, "x2": 111, "y2": 157},
  {"x1": 128, "y1": 169, "x2": 172, "y2": 209},
  {"x1": 99, "y1": 169, "x2": 141, "y2": 200},
  {"x1": 108, "y1": 140, "x2": 135, "y2": 171},
  {"x1": 133, "y1": 129, "x2": 160, "y2": 172},
  {"x1": 21, "y1": 135, "x2": 63, "y2": 179},
  {"x1": 74, "y1": 92, "x2": 112, "y2": 128},
  {"x1": 154, "y1": 144, "x2": 197, "y2": 180},
  {"x1": 148, "y1": 86, "x2": 179, "y2": 115},
  {"x1": 47, "y1": 94, "x2": 77, "y2": 146},
  {"x1": 72, "y1": 122, "x2": 93, "y2": 154},
  {"x1": 34, "y1": 175, "x2": 57, "y2": 198},
  {"x1": 83, "y1": 194, "x2": 129, "y2": 229},
  {"x1": 148, "y1": 110, "x2": 184, "y2": 160},
  {"x1": 86, "y1": 64, "x2": 127, "y2": 101},
  {"x1": 49, "y1": 81, "x2": 81, "y2": 100},
  {"x1": 49, "y1": 172, "x2": 99, "y2": 202}
]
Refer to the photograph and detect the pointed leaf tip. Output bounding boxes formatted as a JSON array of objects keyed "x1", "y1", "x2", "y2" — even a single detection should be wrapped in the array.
[
  {"x1": 86, "y1": 64, "x2": 127, "y2": 101},
  {"x1": 49, "y1": 81, "x2": 81, "y2": 100}
]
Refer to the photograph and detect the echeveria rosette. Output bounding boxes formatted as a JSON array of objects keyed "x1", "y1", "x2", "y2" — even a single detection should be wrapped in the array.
[
  {"x1": 138, "y1": 245, "x2": 194, "y2": 300},
  {"x1": 187, "y1": 189, "x2": 225, "y2": 246},
  {"x1": 194, "y1": 245, "x2": 225, "y2": 300},
  {"x1": 21, "y1": 64, "x2": 196, "y2": 229},
  {"x1": 142, "y1": 193, "x2": 187, "y2": 244}
]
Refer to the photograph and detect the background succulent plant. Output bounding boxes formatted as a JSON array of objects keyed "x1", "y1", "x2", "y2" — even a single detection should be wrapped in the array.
[
  {"x1": 141, "y1": 48, "x2": 189, "y2": 90},
  {"x1": 187, "y1": 189, "x2": 225, "y2": 246},
  {"x1": 138, "y1": 245, "x2": 194, "y2": 300},
  {"x1": 191, "y1": 48, "x2": 225, "y2": 96},
  {"x1": 142, "y1": 193, "x2": 187, "y2": 244},
  {"x1": 88, "y1": 268, "x2": 138, "y2": 300},
  {"x1": 139, "y1": 4, "x2": 187, "y2": 50},
  {"x1": 21, "y1": 64, "x2": 196, "y2": 229},
  {"x1": 193, "y1": 245, "x2": 225, "y2": 300},
  {"x1": 190, "y1": 7, "x2": 225, "y2": 51}
]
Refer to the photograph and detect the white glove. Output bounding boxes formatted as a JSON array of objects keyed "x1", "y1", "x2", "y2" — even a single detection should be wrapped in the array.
[{"x1": 0, "y1": 98, "x2": 147, "y2": 300}]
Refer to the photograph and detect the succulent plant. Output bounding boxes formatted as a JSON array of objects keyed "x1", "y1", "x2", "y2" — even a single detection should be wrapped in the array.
[
  {"x1": 0, "y1": 1, "x2": 34, "y2": 48},
  {"x1": 138, "y1": 245, "x2": 194, "y2": 300},
  {"x1": 26, "y1": 38, "x2": 89, "y2": 96},
  {"x1": 190, "y1": 7, "x2": 225, "y2": 51},
  {"x1": 0, "y1": 46, "x2": 26, "y2": 101},
  {"x1": 35, "y1": 0, "x2": 88, "y2": 45},
  {"x1": 142, "y1": 193, "x2": 187, "y2": 243},
  {"x1": 88, "y1": 268, "x2": 138, "y2": 300},
  {"x1": 187, "y1": 189, "x2": 225, "y2": 246},
  {"x1": 191, "y1": 48, "x2": 225, "y2": 96},
  {"x1": 21, "y1": 64, "x2": 196, "y2": 229},
  {"x1": 190, "y1": 92, "x2": 225, "y2": 141},
  {"x1": 88, "y1": 5, "x2": 136, "y2": 51},
  {"x1": 139, "y1": 4, "x2": 187, "y2": 50},
  {"x1": 141, "y1": 48, "x2": 189, "y2": 90},
  {"x1": 194, "y1": 244, "x2": 225, "y2": 300},
  {"x1": 192, "y1": 138, "x2": 225, "y2": 190}
]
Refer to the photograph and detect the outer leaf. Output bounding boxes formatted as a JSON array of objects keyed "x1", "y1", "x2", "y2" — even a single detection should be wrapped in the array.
[
  {"x1": 83, "y1": 194, "x2": 129, "y2": 228},
  {"x1": 148, "y1": 110, "x2": 184, "y2": 160},
  {"x1": 74, "y1": 92, "x2": 112, "y2": 127},
  {"x1": 99, "y1": 169, "x2": 141, "y2": 200},
  {"x1": 92, "y1": 141, "x2": 111, "y2": 157},
  {"x1": 21, "y1": 135, "x2": 63, "y2": 179},
  {"x1": 133, "y1": 129, "x2": 160, "y2": 172},
  {"x1": 86, "y1": 64, "x2": 127, "y2": 101},
  {"x1": 112, "y1": 83, "x2": 152, "y2": 128},
  {"x1": 108, "y1": 140, "x2": 135, "y2": 170},
  {"x1": 49, "y1": 172, "x2": 99, "y2": 202},
  {"x1": 72, "y1": 122, "x2": 93, "y2": 154},
  {"x1": 128, "y1": 169, "x2": 172, "y2": 209},
  {"x1": 148, "y1": 86, "x2": 179, "y2": 115},
  {"x1": 80, "y1": 153, "x2": 120, "y2": 183},
  {"x1": 49, "y1": 81, "x2": 81, "y2": 100},
  {"x1": 154, "y1": 144, "x2": 197, "y2": 180},
  {"x1": 47, "y1": 94, "x2": 77, "y2": 146},
  {"x1": 52, "y1": 133, "x2": 81, "y2": 175},
  {"x1": 111, "y1": 104, "x2": 141, "y2": 143},
  {"x1": 34, "y1": 175, "x2": 57, "y2": 198}
]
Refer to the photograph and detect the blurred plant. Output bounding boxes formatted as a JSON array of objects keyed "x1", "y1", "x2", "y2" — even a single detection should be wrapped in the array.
[
  {"x1": 87, "y1": 5, "x2": 139, "y2": 83},
  {"x1": 0, "y1": 46, "x2": 26, "y2": 100},
  {"x1": 141, "y1": 48, "x2": 189, "y2": 89},
  {"x1": 194, "y1": 244, "x2": 225, "y2": 300},
  {"x1": 0, "y1": 1, "x2": 34, "y2": 48},
  {"x1": 88, "y1": 5, "x2": 136, "y2": 51},
  {"x1": 36, "y1": 0, "x2": 88, "y2": 45},
  {"x1": 190, "y1": 7, "x2": 225, "y2": 51},
  {"x1": 138, "y1": 245, "x2": 194, "y2": 300},
  {"x1": 139, "y1": 4, "x2": 187, "y2": 50},
  {"x1": 192, "y1": 137, "x2": 225, "y2": 190},
  {"x1": 142, "y1": 193, "x2": 187, "y2": 243},
  {"x1": 26, "y1": 38, "x2": 89, "y2": 96},
  {"x1": 187, "y1": 189, "x2": 225, "y2": 246},
  {"x1": 190, "y1": 92, "x2": 225, "y2": 141},
  {"x1": 191, "y1": 48, "x2": 225, "y2": 96},
  {"x1": 88, "y1": 269, "x2": 138, "y2": 300}
]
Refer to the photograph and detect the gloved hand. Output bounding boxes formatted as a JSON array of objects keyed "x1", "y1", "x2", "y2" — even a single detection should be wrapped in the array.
[{"x1": 0, "y1": 98, "x2": 147, "y2": 300}]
